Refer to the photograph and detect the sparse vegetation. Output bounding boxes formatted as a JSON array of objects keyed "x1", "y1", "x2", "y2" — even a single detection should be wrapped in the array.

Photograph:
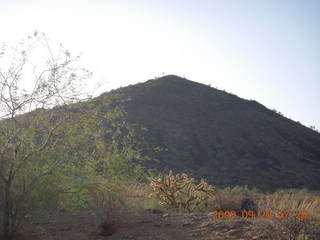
[{"x1": 310, "y1": 125, "x2": 319, "y2": 132}]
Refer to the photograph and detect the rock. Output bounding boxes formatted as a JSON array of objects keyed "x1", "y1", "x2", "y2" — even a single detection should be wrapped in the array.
[
  {"x1": 189, "y1": 232, "x2": 198, "y2": 237},
  {"x1": 97, "y1": 224, "x2": 115, "y2": 236},
  {"x1": 201, "y1": 221, "x2": 210, "y2": 227},
  {"x1": 125, "y1": 234, "x2": 137, "y2": 239},
  {"x1": 207, "y1": 212, "x2": 214, "y2": 218},
  {"x1": 96, "y1": 230, "x2": 113, "y2": 236},
  {"x1": 162, "y1": 213, "x2": 169, "y2": 217},
  {"x1": 146, "y1": 209, "x2": 164, "y2": 214},
  {"x1": 228, "y1": 229, "x2": 241, "y2": 235},
  {"x1": 241, "y1": 198, "x2": 258, "y2": 214},
  {"x1": 182, "y1": 220, "x2": 193, "y2": 226},
  {"x1": 164, "y1": 223, "x2": 174, "y2": 228},
  {"x1": 59, "y1": 227, "x2": 71, "y2": 231}
]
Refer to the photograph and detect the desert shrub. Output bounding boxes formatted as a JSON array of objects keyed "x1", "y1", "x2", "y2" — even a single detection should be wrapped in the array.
[
  {"x1": 88, "y1": 177, "x2": 150, "y2": 236},
  {"x1": 89, "y1": 179, "x2": 129, "y2": 236},
  {"x1": 148, "y1": 171, "x2": 216, "y2": 212}
]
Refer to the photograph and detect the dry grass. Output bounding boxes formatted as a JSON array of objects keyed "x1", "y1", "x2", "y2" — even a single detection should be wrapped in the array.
[
  {"x1": 208, "y1": 191, "x2": 243, "y2": 212},
  {"x1": 207, "y1": 186, "x2": 259, "y2": 213},
  {"x1": 254, "y1": 192, "x2": 320, "y2": 240},
  {"x1": 257, "y1": 192, "x2": 320, "y2": 220},
  {"x1": 205, "y1": 188, "x2": 320, "y2": 239}
]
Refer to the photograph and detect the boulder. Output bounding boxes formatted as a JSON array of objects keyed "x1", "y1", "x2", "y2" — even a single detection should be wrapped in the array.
[{"x1": 240, "y1": 198, "x2": 258, "y2": 215}]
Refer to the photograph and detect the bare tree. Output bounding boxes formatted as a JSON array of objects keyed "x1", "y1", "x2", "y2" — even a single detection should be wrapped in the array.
[{"x1": 0, "y1": 31, "x2": 91, "y2": 240}]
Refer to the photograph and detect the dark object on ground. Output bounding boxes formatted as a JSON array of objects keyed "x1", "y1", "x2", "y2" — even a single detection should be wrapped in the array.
[
  {"x1": 97, "y1": 223, "x2": 115, "y2": 236},
  {"x1": 240, "y1": 198, "x2": 258, "y2": 215},
  {"x1": 146, "y1": 209, "x2": 165, "y2": 214}
]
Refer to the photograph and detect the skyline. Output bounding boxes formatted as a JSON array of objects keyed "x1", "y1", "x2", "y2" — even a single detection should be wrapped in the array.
[{"x1": 0, "y1": 0, "x2": 319, "y2": 130}]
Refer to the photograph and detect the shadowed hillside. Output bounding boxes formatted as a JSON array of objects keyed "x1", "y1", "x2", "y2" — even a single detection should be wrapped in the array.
[{"x1": 99, "y1": 75, "x2": 320, "y2": 191}]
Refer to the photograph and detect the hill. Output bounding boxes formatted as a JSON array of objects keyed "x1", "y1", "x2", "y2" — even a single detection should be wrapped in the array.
[{"x1": 98, "y1": 75, "x2": 320, "y2": 191}]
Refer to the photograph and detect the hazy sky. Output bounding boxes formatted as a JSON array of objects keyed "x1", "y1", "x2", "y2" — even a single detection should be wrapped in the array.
[{"x1": 1, "y1": 0, "x2": 319, "y2": 130}]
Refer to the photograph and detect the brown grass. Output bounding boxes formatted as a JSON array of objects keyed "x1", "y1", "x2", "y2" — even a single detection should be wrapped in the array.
[
  {"x1": 257, "y1": 192, "x2": 320, "y2": 220},
  {"x1": 254, "y1": 192, "x2": 320, "y2": 240},
  {"x1": 208, "y1": 191, "x2": 243, "y2": 212},
  {"x1": 204, "y1": 188, "x2": 320, "y2": 239},
  {"x1": 207, "y1": 186, "x2": 259, "y2": 213}
]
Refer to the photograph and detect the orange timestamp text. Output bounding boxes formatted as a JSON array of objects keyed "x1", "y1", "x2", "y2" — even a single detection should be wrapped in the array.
[{"x1": 211, "y1": 210, "x2": 309, "y2": 220}]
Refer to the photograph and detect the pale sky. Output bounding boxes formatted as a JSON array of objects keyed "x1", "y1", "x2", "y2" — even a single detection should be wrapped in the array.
[{"x1": 1, "y1": 0, "x2": 319, "y2": 130}]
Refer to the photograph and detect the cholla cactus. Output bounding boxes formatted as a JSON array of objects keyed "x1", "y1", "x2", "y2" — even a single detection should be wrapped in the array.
[{"x1": 149, "y1": 171, "x2": 216, "y2": 212}]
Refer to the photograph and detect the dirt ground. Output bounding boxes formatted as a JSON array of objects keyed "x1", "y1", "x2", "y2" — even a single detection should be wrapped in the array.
[{"x1": 15, "y1": 208, "x2": 279, "y2": 240}]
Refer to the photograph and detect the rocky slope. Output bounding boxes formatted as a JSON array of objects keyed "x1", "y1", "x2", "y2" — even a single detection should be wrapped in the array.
[{"x1": 98, "y1": 75, "x2": 320, "y2": 191}]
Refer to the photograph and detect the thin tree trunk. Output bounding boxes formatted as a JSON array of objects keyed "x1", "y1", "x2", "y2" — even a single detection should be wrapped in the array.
[{"x1": 2, "y1": 184, "x2": 14, "y2": 240}]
